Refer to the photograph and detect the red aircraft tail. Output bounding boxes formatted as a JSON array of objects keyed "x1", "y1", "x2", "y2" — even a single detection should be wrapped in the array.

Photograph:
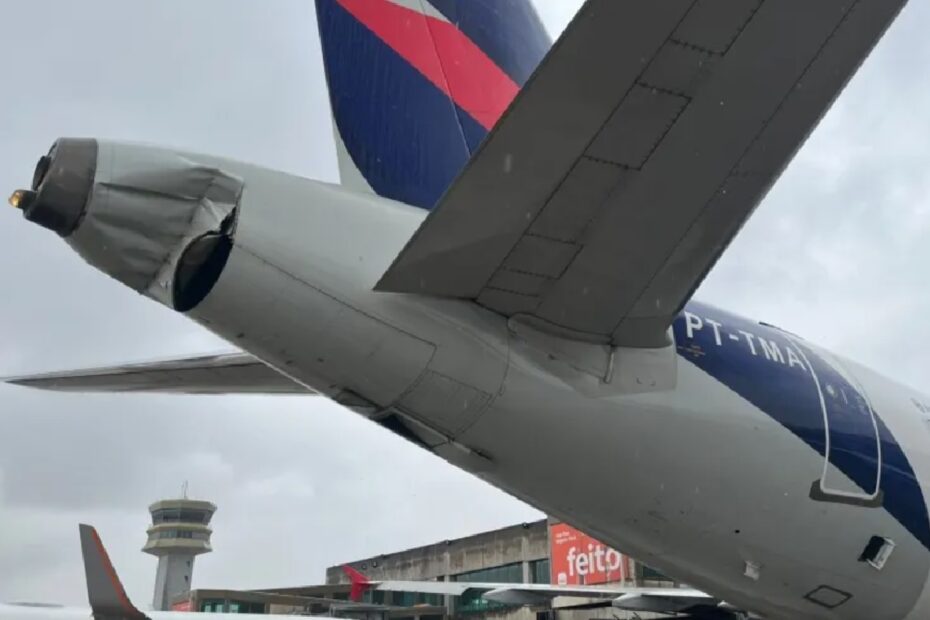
[{"x1": 342, "y1": 565, "x2": 374, "y2": 602}]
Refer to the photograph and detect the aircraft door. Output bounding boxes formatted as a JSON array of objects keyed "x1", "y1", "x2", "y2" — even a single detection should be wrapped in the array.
[{"x1": 788, "y1": 340, "x2": 882, "y2": 505}]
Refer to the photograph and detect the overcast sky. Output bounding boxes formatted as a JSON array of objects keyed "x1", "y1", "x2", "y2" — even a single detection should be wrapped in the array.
[{"x1": 1, "y1": 0, "x2": 929, "y2": 609}]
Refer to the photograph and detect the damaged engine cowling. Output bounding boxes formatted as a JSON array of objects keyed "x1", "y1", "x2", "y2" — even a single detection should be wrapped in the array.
[
  {"x1": 12, "y1": 137, "x2": 499, "y2": 416},
  {"x1": 15, "y1": 138, "x2": 241, "y2": 311}
]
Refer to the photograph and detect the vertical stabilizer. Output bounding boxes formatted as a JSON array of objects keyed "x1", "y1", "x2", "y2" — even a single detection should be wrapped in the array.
[
  {"x1": 315, "y1": 0, "x2": 551, "y2": 210},
  {"x1": 341, "y1": 565, "x2": 374, "y2": 602},
  {"x1": 79, "y1": 524, "x2": 148, "y2": 620}
]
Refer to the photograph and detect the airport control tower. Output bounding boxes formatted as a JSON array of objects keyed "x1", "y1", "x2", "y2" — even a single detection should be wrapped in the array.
[{"x1": 143, "y1": 494, "x2": 216, "y2": 611}]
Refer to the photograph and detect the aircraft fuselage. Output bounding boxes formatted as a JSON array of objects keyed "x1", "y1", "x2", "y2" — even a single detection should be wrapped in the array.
[
  {"x1": 175, "y1": 158, "x2": 930, "y2": 620},
  {"x1": 15, "y1": 141, "x2": 930, "y2": 619}
]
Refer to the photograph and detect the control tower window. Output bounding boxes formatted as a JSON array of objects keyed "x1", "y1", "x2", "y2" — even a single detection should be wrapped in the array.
[{"x1": 153, "y1": 508, "x2": 210, "y2": 524}]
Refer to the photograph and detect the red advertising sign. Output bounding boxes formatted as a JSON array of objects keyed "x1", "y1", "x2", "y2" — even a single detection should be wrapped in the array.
[
  {"x1": 171, "y1": 600, "x2": 193, "y2": 612},
  {"x1": 549, "y1": 523, "x2": 628, "y2": 585}
]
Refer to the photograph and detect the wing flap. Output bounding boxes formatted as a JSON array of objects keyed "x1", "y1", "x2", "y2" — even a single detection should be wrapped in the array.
[
  {"x1": 377, "y1": 0, "x2": 908, "y2": 347},
  {"x1": 4, "y1": 352, "x2": 308, "y2": 394}
]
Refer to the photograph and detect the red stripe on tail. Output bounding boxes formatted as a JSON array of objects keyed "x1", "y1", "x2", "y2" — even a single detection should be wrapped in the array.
[
  {"x1": 89, "y1": 527, "x2": 137, "y2": 614},
  {"x1": 335, "y1": 0, "x2": 518, "y2": 130}
]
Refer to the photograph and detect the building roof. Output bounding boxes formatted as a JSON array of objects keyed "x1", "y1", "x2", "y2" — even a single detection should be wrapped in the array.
[
  {"x1": 148, "y1": 499, "x2": 217, "y2": 513},
  {"x1": 326, "y1": 519, "x2": 549, "y2": 585}
]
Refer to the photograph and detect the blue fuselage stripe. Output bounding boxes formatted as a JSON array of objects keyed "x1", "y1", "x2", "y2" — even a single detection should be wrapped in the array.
[{"x1": 676, "y1": 300, "x2": 930, "y2": 550}]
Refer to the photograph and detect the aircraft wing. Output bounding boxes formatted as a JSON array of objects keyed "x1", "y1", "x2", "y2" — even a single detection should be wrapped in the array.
[
  {"x1": 377, "y1": 0, "x2": 907, "y2": 347},
  {"x1": 342, "y1": 566, "x2": 720, "y2": 615},
  {"x1": 4, "y1": 352, "x2": 309, "y2": 394},
  {"x1": 363, "y1": 580, "x2": 714, "y2": 615}
]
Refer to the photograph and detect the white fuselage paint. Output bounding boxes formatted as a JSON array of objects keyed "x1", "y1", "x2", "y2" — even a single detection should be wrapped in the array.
[{"x1": 59, "y1": 149, "x2": 930, "y2": 620}]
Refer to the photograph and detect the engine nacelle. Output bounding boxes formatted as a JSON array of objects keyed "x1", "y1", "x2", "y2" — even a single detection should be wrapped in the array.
[
  {"x1": 13, "y1": 139, "x2": 511, "y2": 449},
  {"x1": 16, "y1": 139, "x2": 241, "y2": 311}
]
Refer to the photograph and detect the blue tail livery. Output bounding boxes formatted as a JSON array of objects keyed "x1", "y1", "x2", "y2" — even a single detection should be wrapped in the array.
[{"x1": 314, "y1": 0, "x2": 551, "y2": 210}]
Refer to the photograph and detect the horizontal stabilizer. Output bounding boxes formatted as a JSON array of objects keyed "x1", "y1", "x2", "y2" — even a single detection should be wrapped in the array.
[
  {"x1": 5, "y1": 352, "x2": 308, "y2": 394},
  {"x1": 377, "y1": 0, "x2": 908, "y2": 347}
]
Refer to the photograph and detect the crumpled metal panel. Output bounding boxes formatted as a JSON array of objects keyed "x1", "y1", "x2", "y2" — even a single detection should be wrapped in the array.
[{"x1": 67, "y1": 142, "x2": 243, "y2": 306}]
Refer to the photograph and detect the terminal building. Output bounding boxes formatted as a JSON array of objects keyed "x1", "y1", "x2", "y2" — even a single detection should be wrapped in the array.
[{"x1": 174, "y1": 519, "x2": 678, "y2": 620}]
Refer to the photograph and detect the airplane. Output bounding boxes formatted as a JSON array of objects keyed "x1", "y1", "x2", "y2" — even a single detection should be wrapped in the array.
[
  {"x1": 339, "y1": 564, "x2": 736, "y2": 618},
  {"x1": 0, "y1": 525, "x2": 332, "y2": 620},
  {"x1": 3, "y1": 0, "x2": 926, "y2": 618}
]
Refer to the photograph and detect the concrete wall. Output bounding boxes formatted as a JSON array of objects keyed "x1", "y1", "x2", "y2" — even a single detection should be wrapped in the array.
[
  {"x1": 324, "y1": 519, "x2": 673, "y2": 620},
  {"x1": 327, "y1": 520, "x2": 549, "y2": 584},
  {"x1": 153, "y1": 553, "x2": 195, "y2": 611}
]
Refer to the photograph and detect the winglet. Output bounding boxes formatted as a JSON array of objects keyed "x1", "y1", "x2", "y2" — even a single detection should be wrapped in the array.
[
  {"x1": 342, "y1": 565, "x2": 374, "y2": 602},
  {"x1": 79, "y1": 524, "x2": 148, "y2": 620}
]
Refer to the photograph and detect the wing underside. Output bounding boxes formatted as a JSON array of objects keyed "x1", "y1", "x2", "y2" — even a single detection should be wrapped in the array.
[
  {"x1": 377, "y1": 0, "x2": 908, "y2": 347},
  {"x1": 368, "y1": 580, "x2": 715, "y2": 614},
  {"x1": 4, "y1": 352, "x2": 308, "y2": 394}
]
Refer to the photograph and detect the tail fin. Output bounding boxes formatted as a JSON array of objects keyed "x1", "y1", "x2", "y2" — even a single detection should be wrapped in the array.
[
  {"x1": 79, "y1": 524, "x2": 148, "y2": 620},
  {"x1": 315, "y1": 0, "x2": 551, "y2": 210},
  {"x1": 341, "y1": 564, "x2": 374, "y2": 602}
]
